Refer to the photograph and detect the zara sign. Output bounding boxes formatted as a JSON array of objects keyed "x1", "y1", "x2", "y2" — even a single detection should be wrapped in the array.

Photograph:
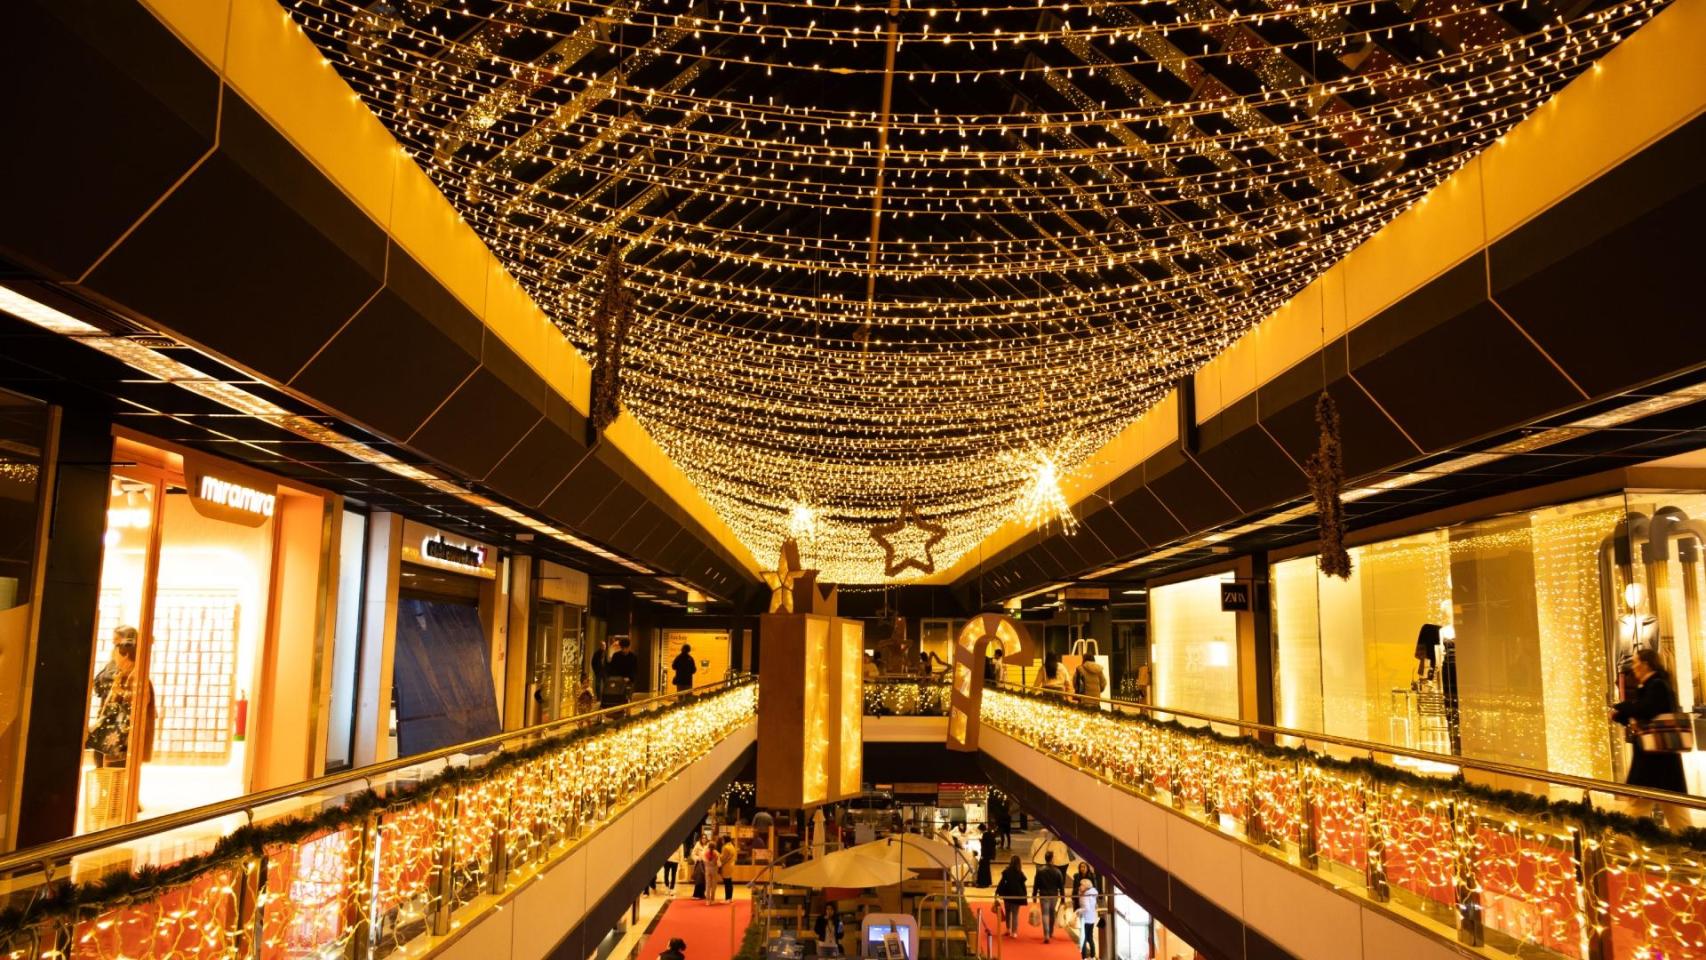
[{"x1": 1220, "y1": 581, "x2": 1251, "y2": 612}]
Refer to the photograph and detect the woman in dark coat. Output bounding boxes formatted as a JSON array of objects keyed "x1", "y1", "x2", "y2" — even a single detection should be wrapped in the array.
[
  {"x1": 1612, "y1": 647, "x2": 1690, "y2": 828},
  {"x1": 995, "y1": 855, "x2": 1028, "y2": 937}
]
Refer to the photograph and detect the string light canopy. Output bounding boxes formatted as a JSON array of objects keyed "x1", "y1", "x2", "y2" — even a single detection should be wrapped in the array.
[{"x1": 285, "y1": 0, "x2": 1663, "y2": 582}]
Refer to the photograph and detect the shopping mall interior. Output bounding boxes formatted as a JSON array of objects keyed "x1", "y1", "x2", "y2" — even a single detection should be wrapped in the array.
[{"x1": 1, "y1": 0, "x2": 1704, "y2": 957}]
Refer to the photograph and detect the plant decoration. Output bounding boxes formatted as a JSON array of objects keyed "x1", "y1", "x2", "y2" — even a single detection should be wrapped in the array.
[
  {"x1": 1305, "y1": 391, "x2": 1352, "y2": 579},
  {"x1": 588, "y1": 244, "x2": 633, "y2": 434},
  {"x1": 0, "y1": 680, "x2": 756, "y2": 939},
  {"x1": 869, "y1": 504, "x2": 946, "y2": 578}
]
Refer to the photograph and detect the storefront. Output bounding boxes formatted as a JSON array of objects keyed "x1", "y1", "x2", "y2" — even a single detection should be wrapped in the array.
[
  {"x1": 1146, "y1": 563, "x2": 1264, "y2": 729},
  {"x1": 1271, "y1": 486, "x2": 1706, "y2": 787},
  {"x1": 660, "y1": 628, "x2": 730, "y2": 690},
  {"x1": 78, "y1": 431, "x2": 340, "y2": 834},
  {"x1": 390, "y1": 520, "x2": 505, "y2": 757},
  {"x1": 531, "y1": 558, "x2": 588, "y2": 722}
]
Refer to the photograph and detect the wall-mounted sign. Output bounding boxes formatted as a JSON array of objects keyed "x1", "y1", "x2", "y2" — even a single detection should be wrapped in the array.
[
  {"x1": 183, "y1": 453, "x2": 277, "y2": 527},
  {"x1": 1061, "y1": 586, "x2": 1109, "y2": 601},
  {"x1": 1220, "y1": 581, "x2": 1251, "y2": 612},
  {"x1": 537, "y1": 559, "x2": 589, "y2": 606},
  {"x1": 401, "y1": 519, "x2": 498, "y2": 580}
]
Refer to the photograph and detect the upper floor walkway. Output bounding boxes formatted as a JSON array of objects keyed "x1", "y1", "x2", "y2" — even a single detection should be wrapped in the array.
[{"x1": 5, "y1": 675, "x2": 1705, "y2": 960}]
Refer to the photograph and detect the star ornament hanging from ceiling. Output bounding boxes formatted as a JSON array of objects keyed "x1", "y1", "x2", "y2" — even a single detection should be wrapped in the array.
[
  {"x1": 762, "y1": 537, "x2": 806, "y2": 613},
  {"x1": 870, "y1": 505, "x2": 947, "y2": 578}
]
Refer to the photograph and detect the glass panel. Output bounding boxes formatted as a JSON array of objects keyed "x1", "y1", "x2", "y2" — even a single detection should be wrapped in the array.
[
  {"x1": 1148, "y1": 575, "x2": 1238, "y2": 723},
  {"x1": 81, "y1": 472, "x2": 159, "y2": 834},
  {"x1": 325, "y1": 509, "x2": 367, "y2": 770},
  {"x1": 138, "y1": 482, "x2": 275, "y2": 819},
  {"x1": 0, "y1": 390, "x2": 52, "y2": 848}
]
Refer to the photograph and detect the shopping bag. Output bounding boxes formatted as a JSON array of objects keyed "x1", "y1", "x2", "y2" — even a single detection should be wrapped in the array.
[
  {"x1": 1027, "y1": 904, "x2": 1040, "y2": 927},
  {"x1": 1636, "y1": 713, "x2": 1695, "y2": 752}
]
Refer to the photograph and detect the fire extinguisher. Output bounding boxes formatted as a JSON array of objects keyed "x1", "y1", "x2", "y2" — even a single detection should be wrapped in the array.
[{"x1": 234, "y1": 691, "x2": 249, "y2": 742}]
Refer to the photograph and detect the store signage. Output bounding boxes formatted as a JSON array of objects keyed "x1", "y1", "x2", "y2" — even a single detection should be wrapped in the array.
[
  {"x1": 401, "y1": 519, "x2": 498, "y2": 579},
  {"x1": 1061, "y1": 587, "x2": 1109, "y2": 601},
  {"x1": 424, "y1": 535, "x2": 484, "y2": 570},
  {"x1": 1220, "y1": 581, "x2": 1251, "y2": 612},
  {"x1": 183, "y1": 453, "x2": 277, "y2": 528}
]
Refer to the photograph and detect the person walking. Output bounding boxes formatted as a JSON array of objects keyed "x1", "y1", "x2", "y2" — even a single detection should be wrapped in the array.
[
  {"x1": 662, "y1": 840, "x2": 681, "y2": 894},
  {"x1": 672, "y1": 645, "x2": 698, "y2": 692},
  {"x1": 1612, "y1": 647, "x2": 1691, "y2": 829},
  {"x1": 1076, "y1": 657, "x2": 1106, "y2": 700},
  {"x1": 1033, "y1": 851, "x2": 1067, "y2": 944},
  {"x1": 1033, "y1": 652, "x2": 1069, "y2": 694},
  {"x1": 995, "y1": 855, "x2": 1027, "y2": 938},
  {"x1": 1072, "y1": 861, "x2": 1096, "y2": 899},
  {"x1": 692, "y1": 839, "x2": 709, "y2": 899},
  {"x1": 660, "y1": 937, "x2": 687, "y2": 960},
  {"x1": 721, "y1": 835, "x2": 738, "y2": 902},
  {"x1": 993, "y1": 801, "x2": 1012, "y2": 852},
  {"x1": 1077, "y1": 877, "x2": 1099, "y2": 959}
]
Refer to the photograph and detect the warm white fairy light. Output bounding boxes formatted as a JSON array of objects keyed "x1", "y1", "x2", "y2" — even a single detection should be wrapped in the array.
[
  {"x1": 1014, "y1": 451, "x2": 1079, "y2": 535},
  {"x1": 275, "y1": 0, "x2": 1662, "y2": 581}
]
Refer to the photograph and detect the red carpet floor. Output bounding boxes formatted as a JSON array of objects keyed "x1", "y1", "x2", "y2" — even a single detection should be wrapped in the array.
[
  {"x1": 639, "y1": 898, "x2": 754, "y2": 960},
  {"x1": 970, "y1": 902, "x2": 1088, "y2": 960}
]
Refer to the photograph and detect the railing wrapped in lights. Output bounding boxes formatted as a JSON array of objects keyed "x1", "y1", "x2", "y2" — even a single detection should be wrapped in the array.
[
  {"x1": 863, "y1": 676, "x2": 951, "y2": 717},
  {"x1": 982, "y1": 686, "x2": 1706, "y2": 959},
  {"x1": 0, "y1": 679, "x2": 757, "y2": 960}
]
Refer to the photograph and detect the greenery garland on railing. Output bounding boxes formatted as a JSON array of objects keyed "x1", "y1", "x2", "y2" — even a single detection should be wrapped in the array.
[
  {"x1": 0, "y1": 679, "x2": 757, "y2": 940},
  {"x1": 987, "y1": 684, "x2": 1706, "y2": 853}
]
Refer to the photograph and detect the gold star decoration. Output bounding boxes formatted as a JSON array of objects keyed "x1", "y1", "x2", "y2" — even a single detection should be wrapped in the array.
[
  {"x1": 869, "y1": 505, "x2": 947, "y2": 578},
  {"x1": 761, "y1": 537, "x2": 806, "y2": 612}
]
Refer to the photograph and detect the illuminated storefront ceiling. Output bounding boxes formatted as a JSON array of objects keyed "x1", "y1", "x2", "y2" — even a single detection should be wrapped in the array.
[{"x1": 285, "y1": 0, "x2": 1664, "y2": 581}]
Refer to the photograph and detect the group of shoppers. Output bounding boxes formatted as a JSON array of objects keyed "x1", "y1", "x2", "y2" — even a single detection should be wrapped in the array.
[
  {"x1": 1030, "y1": 651, "x2": 1106, "y2": 699},
  {"x1": 995, "y1": 850, "x2": 1101, "y2": 957},
  {"x1": 667, "y1": 831, "x2": 739, "y2": 903}
]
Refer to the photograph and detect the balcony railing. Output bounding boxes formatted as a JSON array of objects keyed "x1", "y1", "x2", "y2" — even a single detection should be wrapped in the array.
[
  {"x1": 864, "y1": 676, "x2": 951, "y2": 717},
  {"x1": 982, "y1": 685, "x2": 1706, "y2": 960},
  {"x1": 0, "y1": 678, "x2": 757, "y2": 960}
]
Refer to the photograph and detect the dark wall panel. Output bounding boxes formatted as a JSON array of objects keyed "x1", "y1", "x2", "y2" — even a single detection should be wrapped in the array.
[
  {"x1": 1, "y1": 2, "x2": 219, "y2": 280},
  {"x1": 1353, "y1": 301, "x2": 1582, "y2": 452},
  {"x1": 485, "y1": 419, "x2": 586, "y2": 509},
  {"x1": 1259, "y1": 378, "x2": 1418, "y2": 480},
  {"x1": 1190, "y1": 427, "x2": 1308, "y2": 514},
  {"x1": 291, "y1": 249, "x2": 481, "y2": 440},
  {"x1": 409, "y1": 367, "x2": 543, "y2": 479},
  {"x1": 1145, "y1": 456, "x2": 1241, "y2": 532},
  {"x1": 80, "y1": 94, "x2": 387, "y2": 383}
]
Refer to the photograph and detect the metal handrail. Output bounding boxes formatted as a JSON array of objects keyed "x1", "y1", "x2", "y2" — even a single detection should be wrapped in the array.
[
  {"x1": 997, "y1": 681, "x2": 1706, "y2": 811},
  {"x1": 0, "y1": 676, "x2": 753, "y2": 877}
]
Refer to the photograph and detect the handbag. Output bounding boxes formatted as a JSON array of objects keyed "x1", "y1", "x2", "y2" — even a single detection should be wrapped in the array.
[
  {"x1": 1636, "y1": 713, "x2": 1695, "y2": 753},
  {"x1": 1026, "y1": 904, "x2": 1040, "y2": 927}
]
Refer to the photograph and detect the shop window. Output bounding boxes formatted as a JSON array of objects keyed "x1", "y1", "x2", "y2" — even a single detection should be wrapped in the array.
[
  {"x1": 0, "y1": 390, "x2": 53, "y2": 848},
  {"x1": 1149, "y1": 576, "x2": 1239, "y2": 724},
  {"x1": 1268, "y1": 492, "x2": 1705, "y2": 784},
  {"x1": 324, "y1": 508, "x2": 368, "y2": 770},
  {"x1": 78, "y1": 435, "x2": 337, "y2": 833}
]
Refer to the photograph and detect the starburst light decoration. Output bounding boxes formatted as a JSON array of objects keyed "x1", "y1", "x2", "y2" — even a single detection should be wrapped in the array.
[
  {"x1": 1014, "y1": 451, "x2": 1080, "y2": 535},
  {"x1": 282, "y1": 0, "x2": 1669, "y2": 581}
]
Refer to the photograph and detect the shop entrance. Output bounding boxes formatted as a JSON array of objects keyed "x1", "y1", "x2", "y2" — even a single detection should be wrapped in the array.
[
  {"x1": 79, "y1": 433, "x2": 334, "y2": 834},
  {"x1": 392, "y1": 522, "x2": 502, "y2": 756}
]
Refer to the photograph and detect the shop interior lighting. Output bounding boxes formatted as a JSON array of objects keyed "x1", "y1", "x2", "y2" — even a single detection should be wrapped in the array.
[
  {"x1": 1072, "y1": 379, "x2": 1706, "y2": 598},
  {"x1": 1, "y1": 286, "x2": 667, "y2": 585}
]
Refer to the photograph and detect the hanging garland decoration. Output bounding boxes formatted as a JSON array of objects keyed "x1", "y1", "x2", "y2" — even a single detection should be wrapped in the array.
[
  {"x1": 985, "y1": 683, "x2": 1706, "y2": 852},
  {"x1": 1306, "y1": 391, "x2": 1353, "y2": 579},
  {"x1": 588, "y1": 244, "x2": 633, "y2": 434},
  {"x1": 0, "y1": 680, "x2": 755, "y2": 936}
]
